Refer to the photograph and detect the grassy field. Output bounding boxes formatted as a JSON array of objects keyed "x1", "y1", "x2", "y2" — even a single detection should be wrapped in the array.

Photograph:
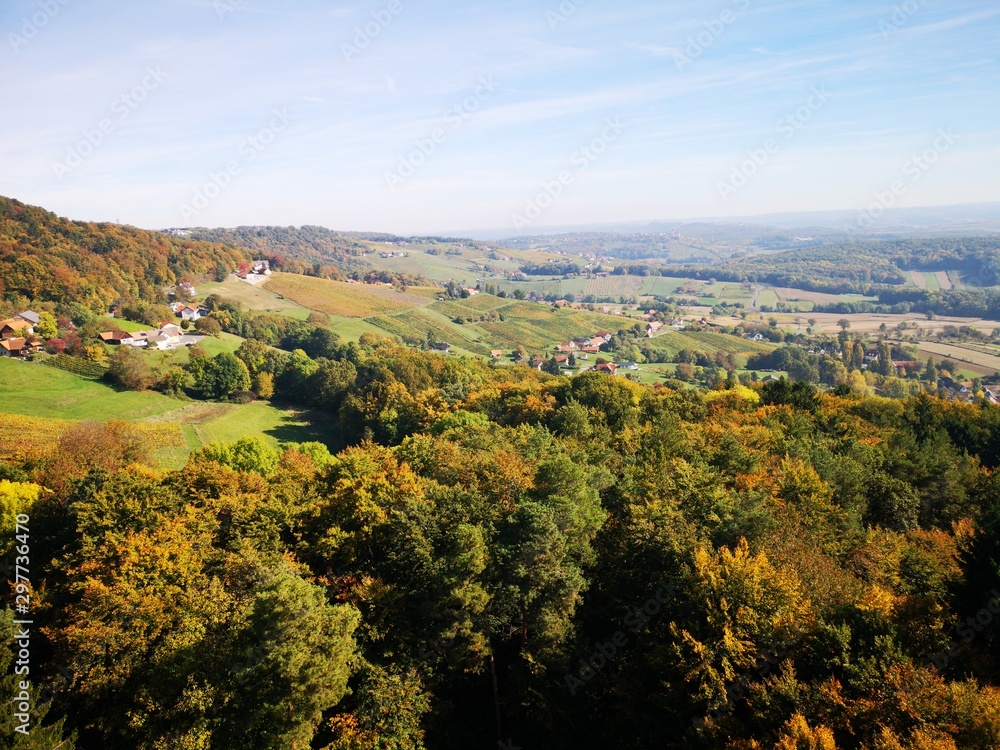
[
  {"x1": 0, "y1": 358, "x2": 336, "y2": 469},
  {"x1": 198, "y1": 278, "x2": 312, "y2": 320},
  {"x1": 265, "y1": 274, "x2": 428, "y2": 317},
  {"x1": 644, "y1": 330, "x2": 777, "y2": 363},
  {"x1": 0, "y1": 358, "x2": 180, "y2": 421}
]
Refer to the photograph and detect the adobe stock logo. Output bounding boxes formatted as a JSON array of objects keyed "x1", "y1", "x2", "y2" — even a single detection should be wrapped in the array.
[
  {"x1": 716, "y1": 86, "x2": 831, "y2": 202},
  {"x1": 8, "y1": 0, "x2": 71, "y2": 53},
  {"x1": 51, "y1": 66, "x2": 169, "y2": 182},
  {"x1": 178, "y1": 108, "x2": 293, "y2": 222},
  {"x1": 854, "y1": 128, "x2": 959, "y2": 231},
  {"x1": 511, "y1": 118, "x2": 625, "y2": 230},
  {"x1": 340, "y1": 0, "x2": 404, "y2": 63}
]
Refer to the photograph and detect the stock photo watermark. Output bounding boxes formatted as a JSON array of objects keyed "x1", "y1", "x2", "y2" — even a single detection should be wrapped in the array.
[
  {"x1": 341, "y1": 0, "x2": 403, "y2": 63},
  {"x1": 674, "y1": 0, "x2": 751, "y2": 71},
  {"x1": 564, "y1": 580, "x2": 679, "y2": 695},
  {"x1": 924, "y1": 589, "x2": 1000, "y2": 672},
  {"x1": 511, "y1": 117, "x2": 625, "y2": 230},
  {"x1": 855, "y1": 127, "x2": 959, "y2": 231},
  {"x1": 385, "y1": 76, "x2": 498, "y2": 191},
  {"x1": 51, "y1": 66, "x2": 168, "y2": 182},
  {"x1": 214, "y1": 0, "x2": 244, "y2": 21},
  {"x1": 693, "y1": 631, "x2": 805, "y2": 730},
  {"x1": 8, "y1": 0, "x2": 70, "y2": 53},
  {"x1": 879, "y1": 0, "x2": 927, "y2": 40},
  {"x1": 547, "y1": 0, "x2": 588, "y2": 30},
  {"x1": 178, "y1": 107, "x2": 293, "y2": 222},
  {"x1": 717, "y1": 86, "x2": 831, "y2": 201}
]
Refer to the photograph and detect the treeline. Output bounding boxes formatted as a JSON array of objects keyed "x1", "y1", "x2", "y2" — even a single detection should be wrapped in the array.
[
  {"x1": 814, "y1": 287, "x2": 1000, "y2": 320},
  {"x1": 0, "y1": 196, "x2": 247, "y2": 312},
  {"x1": 4, "y1": 353, "x2": 1000, "y2": 748},
  {"x1": 678, "y1": 237, "x2": 1000, "y2": 295},
  {"x1": 185, "y1": 225, "x2": 432, "y2": 286}
]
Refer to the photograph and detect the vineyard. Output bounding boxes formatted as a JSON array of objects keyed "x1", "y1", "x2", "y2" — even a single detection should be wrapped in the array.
[
  {"x1": 264, "y1": 274, "x2": 429, "y2": 317},
  {"x1": 0, "y1": 412, "x2": 184, "y2": 463},
  {"x1": 645, "y1": 330, "x2": 777, "y2": 362},
  {"x1": 42, "y1": 354, "x2": 107, "y2": 378}
]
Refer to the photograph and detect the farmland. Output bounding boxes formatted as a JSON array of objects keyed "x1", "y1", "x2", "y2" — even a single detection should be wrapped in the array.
[
  {"x1": 264, "y1": 273, "x2": 430, "y2": 317},
  {"x1": 0, "y1": 358, "x2": 334, "y2": 468},
  {"x1": 199, "y1": 277, "x2": 313, "y2": 320},
  {"x1": 892, "y1": 340, "x2": 1000, "y2": 377}
]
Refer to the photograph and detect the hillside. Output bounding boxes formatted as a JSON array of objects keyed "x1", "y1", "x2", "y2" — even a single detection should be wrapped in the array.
[
  {"x1": 0, "y1": 196, "x2": 247, "y2": 311},
  {"x1": 684, "y1": 237, "x2": 1000, "y2": 294}
]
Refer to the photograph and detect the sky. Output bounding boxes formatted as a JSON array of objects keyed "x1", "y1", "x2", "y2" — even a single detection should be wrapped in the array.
[{"x1": 1, "y1": 0, "x2": 999, "y2": 235}]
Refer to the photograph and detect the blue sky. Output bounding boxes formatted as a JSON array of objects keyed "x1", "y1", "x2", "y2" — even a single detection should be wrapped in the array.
[{"x1": 1, "y1": 0, "x2": 998, "y2": 235}]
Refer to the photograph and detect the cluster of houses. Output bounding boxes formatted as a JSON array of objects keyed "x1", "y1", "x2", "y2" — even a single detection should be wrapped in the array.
[
  {"x1": 236, "y1": 261, "x2": 272, "y2": 285},
  {"x1": 0, "y1": 311, "x2": 42, "y2": 358},
  {"x1": 556, "y1": 331, "x2": 614, "y2": 358},
  {"x1": 99, "y1": 323, "x2": 198, "y2": 351}
]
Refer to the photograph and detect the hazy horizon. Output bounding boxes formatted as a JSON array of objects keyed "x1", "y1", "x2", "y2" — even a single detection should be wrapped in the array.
[{"x1": 3, "y1": 0, "x2": 999, "y2": 234}]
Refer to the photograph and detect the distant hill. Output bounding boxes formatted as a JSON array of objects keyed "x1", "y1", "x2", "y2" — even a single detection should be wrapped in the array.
[
  {"x1": 178, "y1": 225, "x2": 371, "y2": 275},
  {"x1": 681, "y1": 236, "x2": 1000, "y2": 294},
  {"x1": 0, "y1": 196, "x2": 247, "y2": 311}
]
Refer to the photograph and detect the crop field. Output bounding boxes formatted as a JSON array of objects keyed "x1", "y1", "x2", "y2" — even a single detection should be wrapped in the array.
[
  {"x1": 894, "y1": 340, "x2": 1000, "y2": 377},
  {"x1": 456, "y1": 294, "x2": 512, "y2": 312},
  {"x1": 264, "y1": 273, "x2": 428, "y2": 317},
  {"x1": 365, "y1": 246, "x2": 479, "y2": 282},
  {"x1": 754, "y1": 289, "x2": 781, "y2": 308},
  {"x1": 644, "y1": 330, "x2": 776, "y2": 362},
  {"x1": 198, "y1": 278, "x2": 312, "y2": 320},
  {"x1": 0, "y1": 412, "x2": 184, "y2": 463}
]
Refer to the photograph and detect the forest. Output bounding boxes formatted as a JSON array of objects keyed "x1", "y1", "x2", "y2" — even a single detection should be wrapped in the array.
[
  {"x1": 676, "y1": 237, "x2": 1000, "y2": 293},
  {"x1": 0, "y1": 197, "x2": 247, "y2": 312},
  {"x1": 3, "y1": 339, "x2": 1000, "y2": 749}
]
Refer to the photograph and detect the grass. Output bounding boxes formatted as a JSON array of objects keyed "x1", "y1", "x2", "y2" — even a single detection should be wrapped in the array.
[
  {"x1": 198, "y1": 278, "x2": 312, "y2": 320},
  {"x1": 264, "y1": 274, "x2": 428, "y2": 317},
  {"x1": 189, "y1": 401, "x2": 335, "y2": 448},
  {"x1": 755, "y1": 290, "x2": 781, "y2": 309},
  {"x1": 0, "y1": 358, "x2": 336, "y2": 469},
  {"x1": 0, "y1": 358, "x2": 180, "y2": 421}
]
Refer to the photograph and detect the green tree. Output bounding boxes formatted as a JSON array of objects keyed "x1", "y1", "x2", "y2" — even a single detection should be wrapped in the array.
[
  {"x1": 35, "y1": 311, "x2": 58, "y2": 339},
  {"x1": 195, "y1": 352, "x2": 251, "y2": 400},
  {"x1": 107, "y1": 347, "x2": 151, "y2": 391}
]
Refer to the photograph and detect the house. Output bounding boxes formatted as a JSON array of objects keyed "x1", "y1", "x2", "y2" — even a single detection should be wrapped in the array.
[
  {"x1": 581, "y1": 345, "x2": 601, "y2": 355},
  {"x1": 618, "y1": 361, "x2": 639, "y2": 371},
  {"x1": 528, "y1": 358, "x2": 545, "y2": 371},
  {"x1": 175, "y1": 305, "x2": 208, "y2": 322},
  {"x1": 491, "y1": 350, "x2": 503, "y2": 360},
  {"x1": 0, "y1": 319, "x2": 33, "y2": 339},
  {"x1": 556, "y1": 342, "x2": 578, "y2": 353},
  {"x1": 762, "y1": 374, "x2": 782, "y2": 383},
  {"x1": 554, "y1": 355, "x2": 570, "y2": 367},
  {"x1": 595, "y1": 332, "x2": 612, "y2": 341},
  {"x1": 646, "y1": 321, "x2": 664, "y2": 337},
  {"x1": 161, "y1": 324, "x2": 183, "y2": 338},
  {"x1": 15, "y1": 311, "x2": 40, "y2": 327},
  {"x1": 670, "y1": 318, "x2": 685, "y2": 329},
  {"x1": 0, "y1": 338, "x2": 27, "y2": 357},
  {"x1": 176, "y1": 282, "x2": 196, "y2": 298},
  {"x1": 431, "y1": 343, "x2": 451, "y2": 353},
  {"x1": 99, "y1": 331, "x2": 136, "y2": 346},
  {"x1": 595, "y1": 363, "x2": 618, "y2": 375}
]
